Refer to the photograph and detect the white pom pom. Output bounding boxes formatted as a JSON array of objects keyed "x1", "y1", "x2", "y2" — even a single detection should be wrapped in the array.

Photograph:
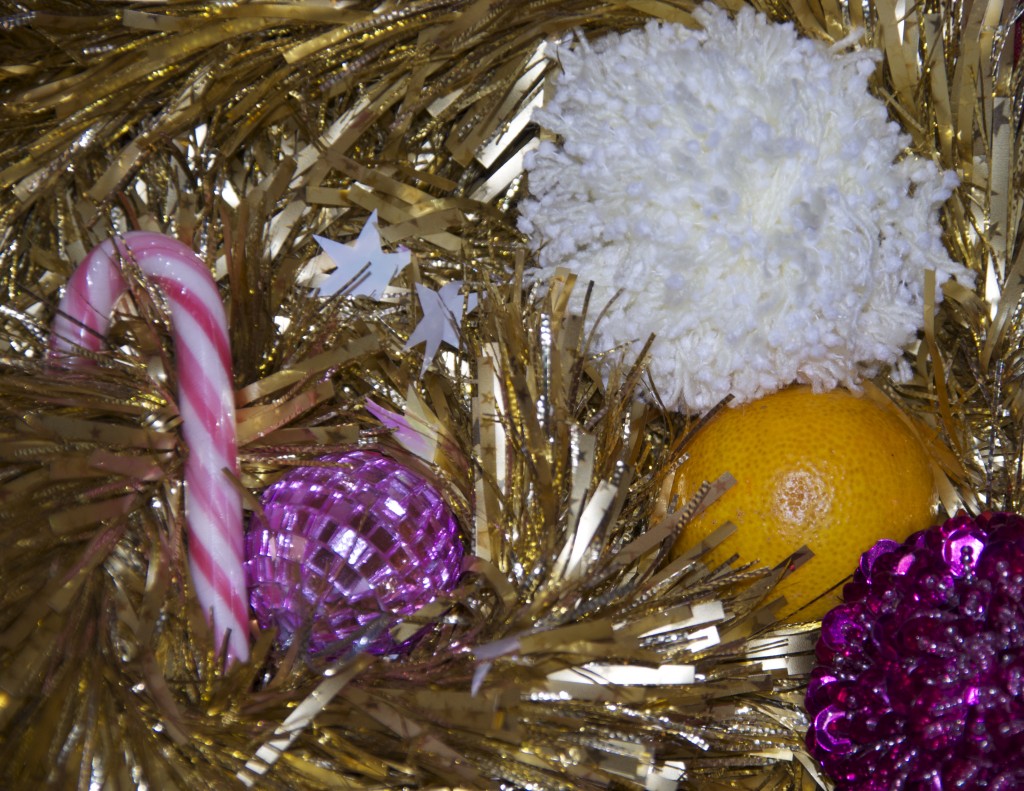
[{"x1": 518, "y1": 3, "x2": 971, "y2": 413}]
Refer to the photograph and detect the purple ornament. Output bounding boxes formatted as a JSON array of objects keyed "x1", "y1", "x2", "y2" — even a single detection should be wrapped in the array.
[
  {"x1": 245, "y1": 449, "x2": 463, "y2": 656},
  {"x1": 805, "y1": 512, "x2": 1024, "y2": 789}
]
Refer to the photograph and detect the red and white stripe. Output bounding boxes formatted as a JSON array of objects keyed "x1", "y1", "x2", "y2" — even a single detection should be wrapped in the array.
[{"x1": 51, "y1": 231, "x2": 250, "y2": 665}]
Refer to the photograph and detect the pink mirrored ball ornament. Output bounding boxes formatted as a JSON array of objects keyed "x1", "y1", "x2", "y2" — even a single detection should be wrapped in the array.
[{"x1": 245, "y1": 449, "x2": 463, "y2": 655}]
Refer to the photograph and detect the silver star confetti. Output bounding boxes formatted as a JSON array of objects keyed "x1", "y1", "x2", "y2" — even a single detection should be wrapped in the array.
[
  {"x1": 313, "y1": 210, "x2": 410, "y2": 298},
  {"x1": 404, "y1": 281, "x2": 477, "y2": 377}
]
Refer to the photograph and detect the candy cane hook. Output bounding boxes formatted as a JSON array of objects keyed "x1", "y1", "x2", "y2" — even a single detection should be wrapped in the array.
[{"x1": 50, "y1": 232, "x2": 249, "y2": 664}]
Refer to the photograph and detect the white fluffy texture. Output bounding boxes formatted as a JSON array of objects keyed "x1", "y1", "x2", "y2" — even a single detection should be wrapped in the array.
[{"x1": 519, "y1": 4, "x2": 970, "y2": 413}]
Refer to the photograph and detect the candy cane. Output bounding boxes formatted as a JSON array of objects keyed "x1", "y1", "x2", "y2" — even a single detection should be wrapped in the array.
[{"x1": 50, "y1": 231, "x2": 249, "y2": 664}]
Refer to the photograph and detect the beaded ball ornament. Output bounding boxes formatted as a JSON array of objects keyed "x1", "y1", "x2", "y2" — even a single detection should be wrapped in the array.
[
  {"x1": 245, "y1": 449, "x2": 463, "y2": 656},
  {"x1": 805, "y1": 511, "x2": 1024, "y2": 789}
]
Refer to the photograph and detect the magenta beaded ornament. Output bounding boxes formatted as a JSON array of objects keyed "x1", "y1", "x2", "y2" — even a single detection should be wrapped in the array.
[
  {"x1": 245, "y1": 449, "x2": 463, "y2": 656},
  {"x1": 805, "y1": 511, "x2": 1024, "y2": 790}
]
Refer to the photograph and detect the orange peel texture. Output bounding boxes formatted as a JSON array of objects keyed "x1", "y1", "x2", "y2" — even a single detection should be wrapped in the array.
[{"x1": 667, "y1": 386, "x2": 937, "y2": 620}]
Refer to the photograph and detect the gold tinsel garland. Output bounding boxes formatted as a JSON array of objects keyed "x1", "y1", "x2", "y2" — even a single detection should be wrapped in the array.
[{"x1": 0, "y1": 0, "x2": 1020, "y2": 788}]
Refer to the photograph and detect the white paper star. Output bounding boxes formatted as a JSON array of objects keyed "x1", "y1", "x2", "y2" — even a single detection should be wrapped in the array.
[
  {"x1": 313, "y1": 210, "x2": 410, "y2": 298},
  {"x1": 404, "y1": 281, "x2": 478, "y2": 377}
]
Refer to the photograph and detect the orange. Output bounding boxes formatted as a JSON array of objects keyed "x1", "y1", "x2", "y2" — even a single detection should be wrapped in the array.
[{"x1": 666, "y1": 386, "x2": 937, "y2": 620}]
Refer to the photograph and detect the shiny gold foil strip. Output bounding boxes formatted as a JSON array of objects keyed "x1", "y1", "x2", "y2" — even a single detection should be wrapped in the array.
[
  {"x1": 238, "y1": 653, "x2": 376, "y2": 787},
  {"x1": 235, "y1": 335, "x2": 380, "y2": 405},
  {"x1": 29, "y1": 413, "x2": 177, "y2": 451},
  {"x1": 236, "y1": 381, "x2": 334, "y2": 446}
]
